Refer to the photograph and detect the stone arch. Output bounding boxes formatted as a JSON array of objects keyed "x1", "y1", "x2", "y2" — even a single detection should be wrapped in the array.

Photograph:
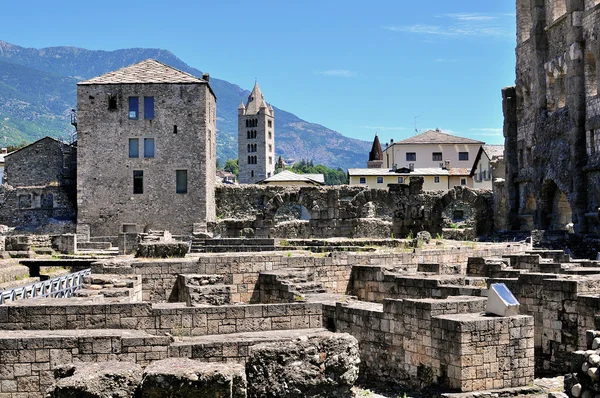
[
  {"x1": 540, "y1": 179, "x2": 573, "y2": 231},
  {"x1": 349, "y1": 189, "x2": 394, "y2": 221},
  {"x1": 264, "y1": 191, "x2": 319, "y2": 223},
  {"x1": 431, "y1": 187, "x2": 494, "y2": 236}
]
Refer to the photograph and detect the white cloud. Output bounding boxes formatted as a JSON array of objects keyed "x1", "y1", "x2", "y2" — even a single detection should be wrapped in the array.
[
  {"x1": 315, "y1": 69, "x2": 357, "y2": 78},
  {"x1": 441, "y1": 13, "x2": 497, "y2": 21},
  {"x1": 384, "y1": 12, "x2": 513, "y2": 39}
]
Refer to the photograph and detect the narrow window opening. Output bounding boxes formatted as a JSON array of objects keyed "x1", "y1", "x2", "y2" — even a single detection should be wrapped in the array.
[
  {"x1": 144, "y1": 97, "x2": 154, "y2": 119},
  {"x1": 133, "y1": 170, "x2": 143, "y2": 194},
  {"x1": 122, "y1": 224, "x2": 137, "y2": 233},
  {"x1": 251, "y1": 170, "x2": 255, "y2": 178},
  {"x1": 173, "y1": 125, "x2": 177, "y2": 134},
  {"x1": 144, "y1": 138, "x2": 155, "y2": 158},
  {"x1": 108, "y1": 95, "x2": 117, "y2": 110},
  {"x1": 460, "y1": 178, "x2": 467, "y2": 186},
  {"x1": 129, "y1": 138, "x2": 139, "y2": 158},
  {"x1": 128, "y1": 97, "x2": 139, "y2": 119},
  {"x1": 176, "y1": 170, "x2": 188, "y2": 194},
  {"x1": 434, "y1": 176, "x2": 440, "y2": 183}
]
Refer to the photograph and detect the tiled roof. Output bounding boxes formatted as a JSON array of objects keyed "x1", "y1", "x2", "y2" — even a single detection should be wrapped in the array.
[
  {"x1": 448, "y1": 168, "x2": 471, "y2": 176},
  {"x1": 483, "y1": 145, "x2": 504, "y2": 159},
  {"x1": 78, "y1": 59, "x2": 206, "y2": 85},
  {"x1": 393, "y1": 130, "x2": 484, "y2": 145},
  {"x1": 261, "y1": 170, "x2": 324, "y2": 185}
]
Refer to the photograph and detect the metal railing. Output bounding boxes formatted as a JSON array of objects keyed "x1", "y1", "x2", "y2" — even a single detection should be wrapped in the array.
[{"x1": 0, "y1": 268, "x2": 91, "y2": 304}]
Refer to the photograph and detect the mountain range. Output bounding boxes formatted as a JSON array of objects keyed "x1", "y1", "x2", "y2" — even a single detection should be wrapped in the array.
[{"x1": 0, "y1": 40, "x2": 371, "y2": 169}]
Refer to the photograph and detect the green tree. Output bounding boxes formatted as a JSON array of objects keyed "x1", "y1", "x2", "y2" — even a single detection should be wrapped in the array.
[
  {"x1": 224, "y1": 158, "x2": 239, "y2": 176},
  {"x1": 288, "y1": 159, "x2": 347, "y2": 185}
]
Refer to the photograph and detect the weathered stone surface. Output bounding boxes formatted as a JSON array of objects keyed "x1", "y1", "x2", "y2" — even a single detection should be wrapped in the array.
[
  {"x1": 49, "y1": 361, "x2": 143, "y2": 398},
  {"x1": 140, "y1": 358, "x2": 246, "y2": 398},
  {"x1": 246, "y1": 332, "x2": 360, "y2": 398},
  {"x1": 135, "y1": 242, "x2": 189, "y2": 258}
]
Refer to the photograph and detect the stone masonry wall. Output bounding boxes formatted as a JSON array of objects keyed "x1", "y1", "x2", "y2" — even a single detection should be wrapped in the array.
[
  {"x1": 0, "y1": 299, "x2": 322, "y2": 338},
  {"x1": 323, "y1": 296, "x2": 534, "y2": 391},
  {"x1": 4, "y1": 137, "x2": 73, "y2": 188},
  {"x1": 213, "y1": 181, "x2": 495, "y2": 239},
  {"x1": 77, "y1": 81, "x2": 216, "y2": 237},
  {"x1": 93, "y1": 245, "x2": 527, "y2": 303}
]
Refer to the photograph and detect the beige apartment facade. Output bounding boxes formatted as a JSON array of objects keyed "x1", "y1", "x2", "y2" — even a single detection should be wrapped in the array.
[
  {"x1": 382, "y1": 129, "x2": 484, "y2": 171},
  {"x1": 348, "y1": 168, "x2": 472, "y2": 190}
]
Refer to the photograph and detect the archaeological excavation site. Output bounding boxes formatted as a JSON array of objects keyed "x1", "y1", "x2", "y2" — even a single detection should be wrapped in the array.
[{"x1": 2, "y1": 0, "x2": 600, "y2": 397}]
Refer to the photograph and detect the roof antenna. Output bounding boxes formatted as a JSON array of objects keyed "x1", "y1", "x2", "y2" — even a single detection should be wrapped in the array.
[{"x1": 414, "y1": 115, "x2": 421, "y2": 135}]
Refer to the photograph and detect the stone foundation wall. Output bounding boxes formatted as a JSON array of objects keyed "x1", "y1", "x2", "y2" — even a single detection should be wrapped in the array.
[
  {"x1": 0, "y1": 329, "x2": 170, "y2": 397},
  {"x1": 323, "y1": 296, "x2": 534, "y2": 391},
  {"x1": 93, "y1": 245, "x2": 527, "y2": 303},
  {"x1": 0, "y1": 299, "x2": 322, "y2": 337}
]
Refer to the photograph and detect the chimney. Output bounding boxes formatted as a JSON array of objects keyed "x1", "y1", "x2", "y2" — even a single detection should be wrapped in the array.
[
  {"x1": 409, "y1": 163, "x2": 414, "y2": 171},
  {"x1": 392, "y1": 164, "x2": 397, "y2": 171},
  {"x1": 1, "y1": 148, "x2": 6, "y2": 155},
  {"x1": 202, "y1": 73, "x2": 210, "y2": 82},
  {"x1": 444, "y1": 160, "x2": 450, "y2": 170},
  {"x1": 390, "y1": 139, "x2": 394, "y2": 144}
]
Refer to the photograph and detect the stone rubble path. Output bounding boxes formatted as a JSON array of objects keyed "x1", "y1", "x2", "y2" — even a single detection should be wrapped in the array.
[{"x1": 351, "y1": 376, "x2": 565, "y2": 398}]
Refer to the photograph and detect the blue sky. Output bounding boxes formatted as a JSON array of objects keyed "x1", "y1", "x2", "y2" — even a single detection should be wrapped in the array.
[{"x1": 1, "y1": 0, "x2": 516, "y2": 146}]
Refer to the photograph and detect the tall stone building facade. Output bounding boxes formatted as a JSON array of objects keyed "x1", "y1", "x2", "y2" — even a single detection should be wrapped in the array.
[
  {"x1": 76, "y1": 59, "x2": 217, "y2": 236},
  {"x1": 238, "y1": 82, "x2": 275, "y2": 184},
  {"x1": 504, "y1": 0, "x2": 600, "y2": 233}
]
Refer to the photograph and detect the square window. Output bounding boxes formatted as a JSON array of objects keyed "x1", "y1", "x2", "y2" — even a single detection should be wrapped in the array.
[
  {"x1": 377, "y1": 177, "x2": 383, "y2": 183},
  {"x1": 406, "y1": 152, "x2": 416, "y2": 161},
  {"x1": 359, "y1": 177, "x2": 366, "y2": 184},
  {"x1": 176, "y1": 170, "x2": 187, "y2": 194},
  {"x1": 460, "y1": 178, "x2": 467, "y2": 186},
  {"x1": 128, "y1": 138, "x2": 139, "y2": 158},
  {"x1": 398, "y1": 177, "x2": 404, "y2": 183},
  {"x1": 432, "y1": 152, "x2": 442, "y2": 161},
  {"x1": 144, "y1": 97, "x2": 154, "y2": 120},
  {"x1": 128, "y1": 97, "x2": 139, "y2": 119},
  {"x1": 144, "y1": 138, "x2": 155, "y2": 158},
  {"x1": 434, "y1": 176, "x2": 440, "y2": 183},
  {"x1": 459, "y1": 152, "x2": 469, "y2": 161},
  {"x1": 133, "y1": 170, "x2": 143, "y2": 194}
]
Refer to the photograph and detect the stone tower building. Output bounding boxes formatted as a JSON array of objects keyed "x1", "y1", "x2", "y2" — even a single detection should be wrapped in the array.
[
  {"x1": 503, "y1": 0, "x2": 600, "y2": 233},
  {"x1": 76, "y1": 59, "x2": 217, "y2": 236},
  {"x1": 238, "y1": 82, "x2": 275, "y2": 184}
]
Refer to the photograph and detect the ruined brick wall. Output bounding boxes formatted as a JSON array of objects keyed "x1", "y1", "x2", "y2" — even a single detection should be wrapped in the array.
[
  {"x1": 213, "y1": 181, "x2": 495, "y2": 239},
  {"x1": 76, "y1": 82, "x2": 216, "y2": 237},
  {"x1": 506, "y1": 1, "x2": 600, "y2": 233},
  {"x1": 0, "y1": 185, "x2": 75, "y2": 231},
  {"x1": 4, "y1": 137, "x2": 73, "y2": 188}
]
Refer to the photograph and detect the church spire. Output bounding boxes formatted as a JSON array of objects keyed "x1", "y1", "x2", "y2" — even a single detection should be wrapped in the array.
[{"x1": 367, "y1": 133, "x2": 384, "y2": 168}]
